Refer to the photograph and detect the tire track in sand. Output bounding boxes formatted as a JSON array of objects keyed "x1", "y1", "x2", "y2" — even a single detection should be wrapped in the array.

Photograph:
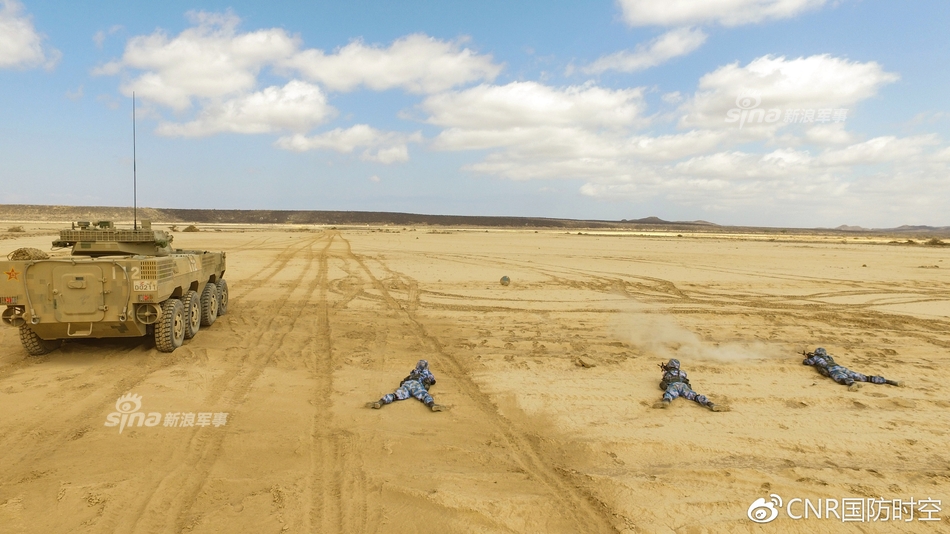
[
  {"x1": 344, "y1": 239, "x2": 620, "y2": 534},
  {"x1": 0, "y1": 233, "x2": 323, "y2": 521},
  {"x1": 305, "y1": 235, "x2": 370, "y2": 533},
  {"x1": 0, "y1": 234, "x2": 323, "y2": 485},
  {"x1": 0, "y1": 348, "x2": 190, "y2": 493},
  {"x1": 105, "y1": 234, "x2": 330, "y2": 534}
]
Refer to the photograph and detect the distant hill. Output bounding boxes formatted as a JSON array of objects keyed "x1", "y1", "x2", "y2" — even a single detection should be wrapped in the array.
[
  {"x1": 891, "y1": 224, "x2": 950, "y2": 232},
  {"x1": 621, "y1": 216, "x2": 717, "y2": 226},
  {"x1": 0, "y1": 205, "x2": 719, "y2": 229},
  {"x1": 835, "y1": 223, "x2": 950, "y2": 233},
  {"x1": 1, "y1": 205, "x2": 948, "y2": 236}
]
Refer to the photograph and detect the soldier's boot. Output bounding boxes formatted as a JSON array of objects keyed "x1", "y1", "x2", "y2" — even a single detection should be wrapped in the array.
[
  {"x1": 707, "y1": 403, "x2": 729, "y2": 412},
  {"x1": 885, "y1": 379, "x2": 903, "y2": 387},
  {"x1": 847, "y1": 382, "x2": 860, "y2": 392},
  {"x1": 366, "y1": 401, "x2": 383, "y2": 409},
  {"x1": 425, "y1": 400, "x2": 445, "y2": 412},
  {"x1": 652, "y1": 399, "x2": 671, "y2": 409}
]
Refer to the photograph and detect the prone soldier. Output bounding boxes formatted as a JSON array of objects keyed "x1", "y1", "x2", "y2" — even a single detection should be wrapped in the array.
[
  {"x1": 652, "y1": 358, "x2": 728, "y2": 412},
  {"x1": 802, "y1": 347, "x2": 902, "y2": 391},
  {"x1": 367, "y1": 359, "x2": 445, "y2": 412}
]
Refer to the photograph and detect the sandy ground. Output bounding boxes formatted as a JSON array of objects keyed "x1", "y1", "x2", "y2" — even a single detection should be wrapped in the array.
[{"x1": 0, "y1": 224, "x2": 948, "y2": 533}]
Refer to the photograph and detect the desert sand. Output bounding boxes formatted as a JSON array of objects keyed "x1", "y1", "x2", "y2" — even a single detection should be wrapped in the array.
[{"x1": 0, "y1": 223, "x2": 948, "y2": 533}]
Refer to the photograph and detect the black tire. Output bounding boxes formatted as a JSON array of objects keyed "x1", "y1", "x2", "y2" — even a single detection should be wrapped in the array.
[
  {"x1": 215, "y1": 279, "x2": 229, "y2": 316},
  {"x1": 155, "y1": 299, "x2": 185, "y2": 353},
  {"x1": 19, "y1": 325, "x2": 61, "y2": 356},
  {"x1": 200, "y1": 282, "x2": 218, "y2": 326},
  {"x1": 181, "y1": 290, "x2": 201, "y2": 339}
]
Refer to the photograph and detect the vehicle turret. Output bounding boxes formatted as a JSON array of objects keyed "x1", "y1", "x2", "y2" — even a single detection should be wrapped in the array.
[{"x1": 51, "y1": 220, "x2": 173, "y2": 257}]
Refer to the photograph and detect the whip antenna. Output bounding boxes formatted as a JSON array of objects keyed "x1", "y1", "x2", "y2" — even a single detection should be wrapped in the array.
[{"x1": 133, "y1": 92, "x2": 137, "y2": 230}]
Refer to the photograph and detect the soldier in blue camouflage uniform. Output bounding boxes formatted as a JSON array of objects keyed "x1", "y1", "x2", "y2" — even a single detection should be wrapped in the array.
[
  {"x1": 803, "y1": 347, "x2": 902, "y2": 391},
  {"x1": 367, "y1": 359, "x2": 445, "y2": 412},
  {"x1": 652, "y1": 359, "x2": 727, "y2": 411}
]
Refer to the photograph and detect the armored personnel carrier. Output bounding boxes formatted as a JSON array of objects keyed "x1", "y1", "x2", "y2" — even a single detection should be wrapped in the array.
[{"x1": 1, "y1": 220, "x2": 228, "y2": 355}]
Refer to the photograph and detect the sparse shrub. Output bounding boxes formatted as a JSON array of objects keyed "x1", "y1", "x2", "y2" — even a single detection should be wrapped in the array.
[
  {"x1": 169, "y1": 225, "x2": 179, "y2": 232},
  {"x1": 7, "y1": 226, "x2": 25, "y2": 233},
  {"x1": 925, "y1": 238, "x2": 946, "y2": 246},
  {"x1": 183, "y1": 225, "x2": 200, "y2": 232}
]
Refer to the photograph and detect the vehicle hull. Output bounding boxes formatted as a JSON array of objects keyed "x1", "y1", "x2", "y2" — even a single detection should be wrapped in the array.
[{"x1": 1, "y1": 250, "x2": 226, "y2": 342}]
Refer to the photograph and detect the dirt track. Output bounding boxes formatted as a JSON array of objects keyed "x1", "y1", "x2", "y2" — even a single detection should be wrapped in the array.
[{"x1": 1, "y1": 226, "x2": 948, "y2": 533}]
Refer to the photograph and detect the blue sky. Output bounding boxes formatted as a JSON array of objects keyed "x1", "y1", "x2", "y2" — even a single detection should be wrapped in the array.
[{"x1": 1, "y1": 0, "x2": 948, "y2": 227}]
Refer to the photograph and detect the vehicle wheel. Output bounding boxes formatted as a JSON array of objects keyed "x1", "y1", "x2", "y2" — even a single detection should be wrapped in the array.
[
  {"x1": 200, "y1": 282, "x2": 218, "y2": 326},
  {"x1": 155, "y1": 299, "x2": 185, "y2": 352},
  {"x1": 19, "y1": 325, "x2": 61, "y2": 356},
  {"x1": 215, "y1": 279, "x2": 229, "y2": 316},
  {"x1": 181, "y1": 290, "x2": 201, "y2": 339}
]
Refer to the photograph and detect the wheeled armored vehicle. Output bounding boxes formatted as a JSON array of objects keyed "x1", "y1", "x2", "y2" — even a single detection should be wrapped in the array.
[{"x1": 1, "y1": 220, "x2": 228, "y2": 355}]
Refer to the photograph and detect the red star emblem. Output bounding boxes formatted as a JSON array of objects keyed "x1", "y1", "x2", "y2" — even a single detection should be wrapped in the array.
[{"x1": 4, "y1": 267, "x2": 18, "y2": 281}]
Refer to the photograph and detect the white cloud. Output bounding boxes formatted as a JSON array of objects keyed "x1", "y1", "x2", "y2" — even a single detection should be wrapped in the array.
[
  {"x1": 436, "y1": 127, "x2": 729, "y2": 181},
  {"x1": 0, "y1": 0, "x2": 59, "y2": 69},
  {"x1": 414, "y1": 63, "x2": 950, "y2": 224},
  {"x1": 81, "y1": 11, "x2": 948, "y2": 224},
  {"x1": 275, "y1": 124, "x2": 421, "y2": 163},
  {"x1": 681, "y1": 54, "x2": 899, "y2": 131},
  {"x1": 626, "y1": 130, "x2": 728, "y2": 161},
  {"x1": 424, "y1": 82, "x2": 645, "y2": 130},
  {"x1": 94, "y1": 13, "x2": 498, "y2": 155},
  {"x1": 93, "y1": 25, "x2": 123, "y2": 49},
  {"x1": 932, "y1": 146, "x2": 950, "y2": 163},
  {"x1": 95, "y1": 11, "x2": 299, "y2": 110},
  {"x1": 584, "y1": 27, "x2": 707, "y2": 74},
  {"x1": 424, "y1": 83, "x2": 731, "y2": 182},
  {"x1": 372, "y1": 145, "x2": 410, "y2": 164},
  {"x1": 156, "y1": 81, "x2": 333, "y2": 137},
  {"x1": 618, "y1": 0, "x2": 831, "y2": 27},
  {"x1": 817, "y1": 135, "x2": 938, "y2": 167},
  {"x1": 577, "y1": 133, "x2": 950, "y2": 216},
  {"x1": 470, "y1": 158, "x2": 623, "y2": 182},
  {"x1": 286, "y1": 34, "x2": 501, "y2": 94},
  {"x1": 662, "y1": 91, "x2": 684, "y2": 105},
  {"x1": 671, "y1": 148, "x2": 813, "y2": 178},
  {"x1": 424, "y1": 82, "x2": 655, "y2": 179},
  {"x1": 423, "y1": 82, "x2": 738, "y2": 183},
  {"x1": 446, "y1": 126, "x2": 631, "y2": 161},
  {"x1": 804, "y1": 123, "x2": 852, "y2": 145}
]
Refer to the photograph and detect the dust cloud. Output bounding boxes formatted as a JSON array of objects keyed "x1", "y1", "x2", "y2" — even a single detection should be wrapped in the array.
[{"x1": 612, "y1": 305, "x2": 782, "y2": 362}]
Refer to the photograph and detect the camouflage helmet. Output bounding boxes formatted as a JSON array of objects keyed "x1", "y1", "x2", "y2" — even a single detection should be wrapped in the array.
[
  {"x1": 814, "y1": 347, "x2": 827, "y2": 357},
  {"x1": 415, "y1": 359, "x2": 429, "y2": 371},
  {"x1": 666, "y1": 358, "x2": 680, "y2": 370}
]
